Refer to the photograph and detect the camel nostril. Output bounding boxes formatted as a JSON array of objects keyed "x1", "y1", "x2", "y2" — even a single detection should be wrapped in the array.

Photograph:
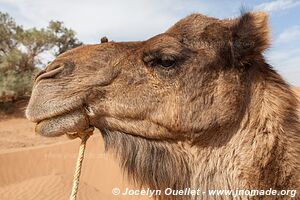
[
  {"x1": 46, "y1": 64, "x2": 62, "y2": 72},
  {"x1": 35, "y1": 65, "x2": 64, "y2": 83},
  {"x1": 34, "y1": 69, "x2": 46, "y2": 81}
]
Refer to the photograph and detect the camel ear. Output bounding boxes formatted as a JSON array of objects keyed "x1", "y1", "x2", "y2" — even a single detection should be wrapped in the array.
[{"x1": 231, "y1": 12, "x2": 270, "y2": 63}]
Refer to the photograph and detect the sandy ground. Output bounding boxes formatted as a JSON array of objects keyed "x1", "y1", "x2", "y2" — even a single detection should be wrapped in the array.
[
  {"x1": 0, "y1": 118, "x2": 67, "y2": 151},
  {"x1": 0, "y1": 103, "x2": 151, "y2": 199},
  {"x1": 0, "y1": 88, "x2": 299, "y2": 200}
]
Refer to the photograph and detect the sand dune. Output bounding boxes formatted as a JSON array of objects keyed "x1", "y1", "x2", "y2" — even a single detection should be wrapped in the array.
[
  {"x1": 0, "y1": 88, "x2": 299, "y2": 200},
  {"x1": 0, "y1": 118, "x2": 67, "y2": 151},
  {"x1": 0, "y1": 135, "x2": 150, "y2": 200},
  {"x1": 0, "y1": 174, "x2": 102, "y2": 200}
]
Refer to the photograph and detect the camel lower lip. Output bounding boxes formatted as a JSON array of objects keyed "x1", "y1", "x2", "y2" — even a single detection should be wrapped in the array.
[
  {"x1": 35, "y1": 109, "x2": 89, "y2": 137},
  {"x1": 35, "y1": 121, "x2": 65, "y2": 137}
]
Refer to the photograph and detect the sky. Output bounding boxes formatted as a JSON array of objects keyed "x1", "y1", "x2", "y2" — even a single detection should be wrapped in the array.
[{"x1": 0, "y1": 0, "x2": 299, "y2": 85}]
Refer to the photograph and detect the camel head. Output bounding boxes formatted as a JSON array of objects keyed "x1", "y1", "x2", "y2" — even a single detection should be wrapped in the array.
[
  {"x1": 26, "y1": 11, "x2": 300, "y2": 196},
  {"x1": 26, "y1": 12, "x2": 269, "y2": 140}
]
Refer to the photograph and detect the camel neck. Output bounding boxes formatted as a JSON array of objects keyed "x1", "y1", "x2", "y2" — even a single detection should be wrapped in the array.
[{"x1": 188, "y1": 68, "x2": 300, "y2": 199}]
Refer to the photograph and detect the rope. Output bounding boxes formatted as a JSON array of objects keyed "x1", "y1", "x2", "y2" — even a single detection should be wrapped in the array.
[{"x1": 69, "y1": 131, "x2": 93, "y2": 200}]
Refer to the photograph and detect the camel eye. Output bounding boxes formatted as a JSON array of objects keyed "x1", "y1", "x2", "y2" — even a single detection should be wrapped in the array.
[
  {"x1": 158, "y1": 57, "x2": 176, "y2": 68},
  {"x1": 143, "y1": 53, "x2": 177, "y2": 69}
]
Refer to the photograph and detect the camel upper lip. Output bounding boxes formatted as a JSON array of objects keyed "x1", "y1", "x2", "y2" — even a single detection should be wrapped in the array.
[
  {"x1": 28, "y1": 110, "x2": 73, "y2": 123},
  {"x1": 29, "y1": 104, "x2": 93, "y2": 124},
  {"x1": 27, "y1": 106, "x2": 80, "y2": 123}
]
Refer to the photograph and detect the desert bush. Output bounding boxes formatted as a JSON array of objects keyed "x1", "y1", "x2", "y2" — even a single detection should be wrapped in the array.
[{"x1": 0, "y1": 12, "x2": 82, "y2": 102}]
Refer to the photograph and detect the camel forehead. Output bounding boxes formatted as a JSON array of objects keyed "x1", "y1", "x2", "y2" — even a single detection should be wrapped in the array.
[
  {"x1": 166, "y1": 14, "x2": 220, "y2": 36},
  {"x1": 52, "y1": 43, "x2": 127, "y2": 66},
  {"x1": 50, "y1": 14, "x2": 225, "y2": 68}
]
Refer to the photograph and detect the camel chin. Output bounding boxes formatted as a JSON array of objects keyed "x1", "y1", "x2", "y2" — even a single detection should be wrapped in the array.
[{"x1": 35, "y1": 109, "x2": 89, "y2": 137}]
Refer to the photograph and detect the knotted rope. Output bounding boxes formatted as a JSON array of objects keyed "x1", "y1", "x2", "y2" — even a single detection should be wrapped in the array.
[{"x1": 69, "y1": 130, "x2": 93, "y2": 200}]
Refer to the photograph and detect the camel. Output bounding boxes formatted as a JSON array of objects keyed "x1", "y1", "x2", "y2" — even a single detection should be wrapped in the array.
[{"x1": 26, "y1": 11, "x2": 300, "y2": 199}]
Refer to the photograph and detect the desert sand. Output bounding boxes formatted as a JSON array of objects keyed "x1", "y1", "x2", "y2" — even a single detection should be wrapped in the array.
[{"x1": 0, "y1": 88, "x2": 299, "y2": 200}]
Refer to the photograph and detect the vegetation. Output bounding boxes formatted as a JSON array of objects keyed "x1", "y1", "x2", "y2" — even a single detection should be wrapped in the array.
[{"x1": 0, "y1": 12, "x2": 82, "y2": 102}]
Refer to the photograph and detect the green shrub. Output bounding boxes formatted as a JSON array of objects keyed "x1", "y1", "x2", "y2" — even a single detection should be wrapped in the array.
[{"x1": 0, "y1": 11, "x2": 82, "y2": 103}]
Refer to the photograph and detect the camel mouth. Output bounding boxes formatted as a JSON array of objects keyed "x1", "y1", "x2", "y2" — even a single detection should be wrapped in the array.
[{"x1": 34, "y1": 108, "x2": 90, "y2": 137}]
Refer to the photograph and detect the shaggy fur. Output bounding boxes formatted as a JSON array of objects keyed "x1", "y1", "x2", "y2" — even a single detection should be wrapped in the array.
[
  {"x1": 26, "y1": 11, "x2": 300, "y2": 200},
  {"x1": 101, "y1": 129, "x2": 191, "y2": 200}
]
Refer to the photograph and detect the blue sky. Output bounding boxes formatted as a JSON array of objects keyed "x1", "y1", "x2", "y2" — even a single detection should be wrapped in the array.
[{"x1": 0, "y1": 0, "x2": 299, "y2": 85}]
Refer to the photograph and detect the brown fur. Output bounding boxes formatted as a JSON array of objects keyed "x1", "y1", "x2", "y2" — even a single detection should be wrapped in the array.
[{"x1": 26, "y1": 12, "x2": 300, "y2": 199}]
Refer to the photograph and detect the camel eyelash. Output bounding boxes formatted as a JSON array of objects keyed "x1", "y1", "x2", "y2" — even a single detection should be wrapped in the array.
[
  {"x1": 143, "y1": 56, "x2": 177, "y2": 70},
  {"x1": 142, "y1": 45, "x2": 192, "y2": 66},
  {"x1": 143, "y1": 51, "x2": 177, "y2": 64}
]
